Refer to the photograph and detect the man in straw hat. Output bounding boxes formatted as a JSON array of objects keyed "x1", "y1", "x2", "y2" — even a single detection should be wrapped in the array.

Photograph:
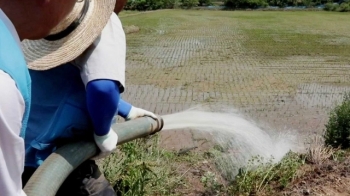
[
  {"x1": 0, "y1": 0, "x2": 78, "y2": 195},
  {"x1": 21, "y1": 0, "x2": 158, "y2": 195}
]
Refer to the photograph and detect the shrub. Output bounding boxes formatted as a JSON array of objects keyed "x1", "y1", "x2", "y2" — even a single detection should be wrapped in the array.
[
  {"x1": 324, "y1": 2, "x2": 335, "y2": 10},
  {"x1": 338, "y1": 2, "x2": 350, "y2": 11},
  {"x1": 324, "y1": 93, "x2": 350, "y2": 149},
  {"x1": 198, "y1": 0, "x2": 213, "y2": 6},
  {"x1": 125, "y1": 0, "x2": 164, "y2": 11},
  {"x1": 324, "y1": 1, "x2": 350, "y2": 11},
  {"x1": 163, "y1": 0, "x2": 181, "y2": 8},
  {"x1": 302, "y1": 0, "x2": 314, "y2": 7},
  {"x1": 181, "y1": 0, "x2": 200, "y2": 8},
  {"x1": 224, "y1": 0, "x2": 268, "y2": 8}
]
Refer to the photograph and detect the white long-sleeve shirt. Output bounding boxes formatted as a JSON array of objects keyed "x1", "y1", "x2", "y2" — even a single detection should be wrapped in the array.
[{"x1": 0, "y1": 9, "x2": 27, "y2": 196}]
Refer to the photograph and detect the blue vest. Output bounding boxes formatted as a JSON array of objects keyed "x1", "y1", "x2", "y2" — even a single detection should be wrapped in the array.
[
  {"x1": 25, "y1": 63, "x2": 93, "y2": 168},
  {"x1": 0, "y1": 19, "x2": 31, "y2": 138}
]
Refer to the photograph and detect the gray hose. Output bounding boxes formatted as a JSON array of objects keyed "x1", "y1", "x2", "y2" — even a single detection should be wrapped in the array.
[{"x1": 23, "y1": 116, "x2": 163, "y2": 196}]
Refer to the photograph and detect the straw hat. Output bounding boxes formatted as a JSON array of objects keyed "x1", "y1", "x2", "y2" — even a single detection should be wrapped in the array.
[{"x1": 22, "y1": 0, "x2": 116, "y2": 70}]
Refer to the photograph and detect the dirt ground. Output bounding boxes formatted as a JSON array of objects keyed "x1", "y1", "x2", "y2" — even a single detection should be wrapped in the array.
[
  {"x1": 282, "y1": 157, "x2": 350, "y2": 196},
  {"x1": 120, "y1": 10, "x2": 350, "y2": 195}
]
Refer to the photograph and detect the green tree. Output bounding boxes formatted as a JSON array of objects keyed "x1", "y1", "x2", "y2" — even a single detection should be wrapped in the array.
[
  {"x1": 224, "y1": 0, "x2": 268, "y2": 8},
  {"x1": 181, "y1": 0, "x2": 199, "y2": 8},
  {"x1": 198, "y1": 0, "x2": 213, "y2": 6}
]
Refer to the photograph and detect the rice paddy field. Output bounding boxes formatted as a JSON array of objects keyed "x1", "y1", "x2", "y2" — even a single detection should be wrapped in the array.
[
  {"x1": 110, "y1": 10, "x2": 350, "y2": 195},
  {"x1": 120, "y1": 10, "x2": 350, "y2": 142}
]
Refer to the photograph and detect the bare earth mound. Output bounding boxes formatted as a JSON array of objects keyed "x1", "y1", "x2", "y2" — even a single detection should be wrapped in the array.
[{"x1": 283, "y1": 157, "x2": 350, "y2": 196}]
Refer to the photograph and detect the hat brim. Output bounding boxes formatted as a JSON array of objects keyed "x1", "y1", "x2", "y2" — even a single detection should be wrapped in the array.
[{"x1": 22, "y1": 0, "x2": 116, "y2": 70}]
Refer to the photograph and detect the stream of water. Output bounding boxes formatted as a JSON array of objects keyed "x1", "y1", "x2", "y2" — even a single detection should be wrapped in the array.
[{"x1": 161, "y1": 107, "x2": 303, "y2": 179}]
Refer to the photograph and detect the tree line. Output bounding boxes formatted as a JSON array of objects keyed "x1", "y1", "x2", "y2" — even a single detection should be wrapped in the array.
[{"x1": 124, "y1": 0, "x2": 350, "y2": 11}]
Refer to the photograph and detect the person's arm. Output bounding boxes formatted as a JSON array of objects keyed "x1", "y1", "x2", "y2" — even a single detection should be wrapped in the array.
[
  {"x1": 86, "y1": 79, "x2": 157, "y2": 132},
  {"x1": 114, "y1": 0, "x2": 128, "y2": 15},
  {"x1": 117, "y1": 98, "x2": 132, "y2": 119},
  {"x1": 0, "y1": 72, "x2": 27, "y2": 196},
  {"x1": 86, "y1": 79, "x2": 119, "y2": 159},
  {"x1": 86, "y1": 79, "x2": 157, "y2": 160},
  {"x1": 86, "y1": 80, "x2": 119, "y2": 136}
]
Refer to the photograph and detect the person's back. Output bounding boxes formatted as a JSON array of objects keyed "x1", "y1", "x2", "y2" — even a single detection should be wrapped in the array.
[{"x1": 25, "y1": 64, "x2": 93, "y2": 168}]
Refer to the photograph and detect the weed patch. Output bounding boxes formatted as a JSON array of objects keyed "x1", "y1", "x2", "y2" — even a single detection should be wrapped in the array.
[
  {"x1": 100, "y1": 136, "x2": 185, "y2": 195},
  {"x1": 229, "y1": 152, "x2": 304, "y2": 195}
]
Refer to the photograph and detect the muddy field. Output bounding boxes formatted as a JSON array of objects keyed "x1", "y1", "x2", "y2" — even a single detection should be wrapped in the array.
[
  {"x1": 117, "y1": 10, "x2": 350, "y2": 195},
  {"x1": 120, "y1": 10, "x2": 350, "y2": 152}
]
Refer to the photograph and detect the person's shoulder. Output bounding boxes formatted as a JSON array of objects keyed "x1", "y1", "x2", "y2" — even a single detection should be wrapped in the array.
[
  {"x1": 109, "y1": 13, "x2": 123, "y2": 29},
  {"x1": 110, "y1": 12, "x2": 120, "y2": 22},
  {"x1": 100, "y1": 12, "x2": 124, "y2": 38}
]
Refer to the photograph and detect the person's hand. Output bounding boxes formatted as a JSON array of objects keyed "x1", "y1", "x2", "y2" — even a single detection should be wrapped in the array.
[
  {"x1": 91, "y1": 129, "x2": 118, "y2": 160},
  {"x1": 126, "y1": 106, "x2": 157, "y2": 121}
]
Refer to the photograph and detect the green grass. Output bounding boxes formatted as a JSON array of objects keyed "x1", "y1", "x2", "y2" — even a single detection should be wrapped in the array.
[
  {"x1": 231, "y1": 152, "x2": 304, "y2": 195},
  {"x1": 120, "y1": 10, "x2": 350, "y2": 60},
  {"x1": 100, "y1": 135, "x2": 205, "y2": 196},
  {"x1": 234, "y1": 12, "x2": 350, "y2": 59},
  {"x1": 99, "y1": 134, "x2": 311, "y2": 196},
  {"x1": 244, "y1": 29, "x2": 350, "y2": 58},
  {"x1": 119, "y1": 10, "x2": 142, "y2": 17}
]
